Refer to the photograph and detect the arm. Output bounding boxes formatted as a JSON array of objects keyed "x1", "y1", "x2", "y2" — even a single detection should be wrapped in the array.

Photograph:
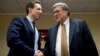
[
  {"x1": 7, "y1": 17, "x2": 34, "y2": 56},
  {"x1": 81, "y1": 21, "x2": 98, "y2": 56}
]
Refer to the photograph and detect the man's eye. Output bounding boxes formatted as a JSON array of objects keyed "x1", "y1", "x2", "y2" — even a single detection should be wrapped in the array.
[
  {"x1": 54, "y1": 11, "x2": 59, "y2": 14},
  {"x1": 37, "y1": 8, "x2": 40, "y2": 10}
]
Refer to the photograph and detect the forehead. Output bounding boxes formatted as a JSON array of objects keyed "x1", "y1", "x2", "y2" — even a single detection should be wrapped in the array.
[
  {"x1": 34, "y1": 3, "x2": 42, "y2": 9},
  {"x1": 53, "y1": 6, "x2": 62, "y2": 11}
]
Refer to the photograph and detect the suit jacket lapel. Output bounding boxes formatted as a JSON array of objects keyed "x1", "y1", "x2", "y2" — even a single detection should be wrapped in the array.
[
  {"x1": 69, "y1": 19, "x2": 75, "y2": 46},
  {"x1": 23, "y1": 17, "x2": 34, "y2": 33},
  {"x1": 51, "y1": 23, "x2": 59, "y2": 53},
  {"x1": 51, "y1": 20, "x2": 75, "y2": 54}
]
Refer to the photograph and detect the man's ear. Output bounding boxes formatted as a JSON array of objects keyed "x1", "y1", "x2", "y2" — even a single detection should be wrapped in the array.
[
  {"x1": 66, "y1": 11, "x2": 68, "y2": 14},
  {"x1": 28, "y1": 8, "x2": 32, "y2": 13}
]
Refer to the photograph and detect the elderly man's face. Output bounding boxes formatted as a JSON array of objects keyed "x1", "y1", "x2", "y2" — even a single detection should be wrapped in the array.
[{"x1": 53, "y1": 6, "x2": 68, "y2": 23}]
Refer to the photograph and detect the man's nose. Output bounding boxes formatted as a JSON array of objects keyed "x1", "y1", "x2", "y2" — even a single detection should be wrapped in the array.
[
  {"x1": 54, "y1": 13, "x2": 57, "y2": 16},
  {"x1": 40, "y1": 10, "x2": 43, "y2": 14}
]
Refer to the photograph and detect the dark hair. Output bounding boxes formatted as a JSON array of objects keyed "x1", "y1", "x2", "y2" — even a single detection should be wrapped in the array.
[
  {"x1": 25, "y1": 0, "x2": 41, "y2": 14},
  {"x1": 53, "y1": 2, "x2": 70, "y2": 16}
]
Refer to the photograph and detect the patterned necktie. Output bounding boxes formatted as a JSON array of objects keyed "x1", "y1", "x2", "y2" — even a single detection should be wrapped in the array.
[{"x1": 61, "y1": 23, "x2": 68, "y2": 56}]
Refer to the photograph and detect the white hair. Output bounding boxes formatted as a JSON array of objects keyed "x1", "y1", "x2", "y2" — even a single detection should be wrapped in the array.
[{"x1": 53, "y1": 2, "x2": 70, "y2": 16}]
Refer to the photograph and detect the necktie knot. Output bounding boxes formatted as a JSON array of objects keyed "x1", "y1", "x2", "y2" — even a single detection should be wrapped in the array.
[
  {"x1": 61, "y1": 22, "x2": 65, "y2": 26},
  {"x1": 61, "y1": 23, "x2": 66, "y2": 30},
  {"x1": 32, "y1": 22, "x2": 35, "y2": 25}
]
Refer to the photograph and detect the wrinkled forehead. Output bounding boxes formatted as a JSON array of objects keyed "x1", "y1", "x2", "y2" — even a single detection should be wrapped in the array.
[
  {"x1": 53, "y1": 6, "x2": 62, "y2": 12},
  {"x1": 53, "y1": 2, "x2": 69, "y2": 10}
]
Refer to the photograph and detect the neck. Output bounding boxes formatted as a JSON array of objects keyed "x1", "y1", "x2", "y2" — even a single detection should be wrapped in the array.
[
  {"x1": 27, "y1": 14, "x2": 35, "y2": 21},
  {"x1": 59, "y1": 17, "x2": 69, "y2": 24}
]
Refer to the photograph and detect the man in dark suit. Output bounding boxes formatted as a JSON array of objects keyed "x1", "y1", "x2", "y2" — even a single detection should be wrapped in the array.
[
  {"x1": 7, "y1": 0, "x2": 43, "y2": 56},
  {"x1": 45, "y1": 2, "x2": 98, "y2": 56}
]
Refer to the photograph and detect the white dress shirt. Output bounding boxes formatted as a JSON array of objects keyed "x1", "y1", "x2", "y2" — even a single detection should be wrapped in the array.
[
  {"x1": 55, "y1": 18, "x2": 70, "y2": 56},
  {"x1": 26, "y1": 16, "x2": 39, "y2": 51}
]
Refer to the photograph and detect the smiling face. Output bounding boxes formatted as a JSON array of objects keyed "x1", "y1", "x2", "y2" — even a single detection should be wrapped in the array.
[
  {"x1": 30, "y1": 3, "x2": 42, "y2": 20},
  {"x1": 53, "y1": 6, "x2": 68, "y2": 23}
]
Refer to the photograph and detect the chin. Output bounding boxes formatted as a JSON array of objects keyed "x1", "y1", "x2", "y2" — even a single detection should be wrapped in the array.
[
  {"x1": 35, "y1": 17, "x2": 40, "y2": 20},
  {"x1": 36, "y1": 18, "x2": 39, "y2": 20},
  {"x1": 55, "y1": 18, "x2": 61, "y2": 23},
  {"x1": 56, "y1": 20, "x2": 60, "y2": 23}
]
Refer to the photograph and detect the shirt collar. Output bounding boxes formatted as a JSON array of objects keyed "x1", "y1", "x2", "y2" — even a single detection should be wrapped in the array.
[{"x1": 63, "y1": 17, "x2": 69, "y2": 25}]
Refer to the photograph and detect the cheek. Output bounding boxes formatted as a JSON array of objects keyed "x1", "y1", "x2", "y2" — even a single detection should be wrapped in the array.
[
  {"x1": 33, "y1": 12, "x2": 38, "y2": 16},
  {"x1": 58, "y1": 14, "x2": 63, "y2": 18},
  {"x1": 61, "y1": 13, "x2": 66, "y2": 18},
  {"x1": 58, "y1": 12, "x2": 63, "y2": 17},
  {"x1": 31, "y1": 11, "x2": 35, "y2": 15}
]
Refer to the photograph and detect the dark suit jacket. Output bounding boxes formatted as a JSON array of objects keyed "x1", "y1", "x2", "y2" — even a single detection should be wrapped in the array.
[
  {"x1": 46, "y1": 19, "x2": 98, "y2": 56},
  {"x1": 7, "y1": 17, "x2": 41, "y2": 56}
]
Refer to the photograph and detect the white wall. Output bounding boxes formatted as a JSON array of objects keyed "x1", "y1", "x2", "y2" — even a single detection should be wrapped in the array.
[{"x1": 0, "y1": 13, "x2": 100, "y2": 56}]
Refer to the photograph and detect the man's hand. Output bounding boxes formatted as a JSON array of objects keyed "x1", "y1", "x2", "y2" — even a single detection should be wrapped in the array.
[{"x1": 35, "y1": 50, "x2": 43, "y2": 56}]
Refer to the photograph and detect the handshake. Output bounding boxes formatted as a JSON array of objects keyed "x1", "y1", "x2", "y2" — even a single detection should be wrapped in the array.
[
  {"x1": 34, "y1": 50, "x2": 43, "y2": 56},
  {"x1": 35, "y1": 32, "x2": 47, "y2": 56}
]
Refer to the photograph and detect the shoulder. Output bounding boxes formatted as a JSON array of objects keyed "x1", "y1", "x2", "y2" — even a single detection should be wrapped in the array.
[
  {"x1": 11, "y1": 17, "x2": 24, "y2": 23},
  {"x1": 70, "y1": 19, "x2": 86, "y2": 25},
  {"x1": 70, "y1": 19, "x2": 85, "y2": 23},
  {"x1": 10, "y1": 17, "x2": 27, "y2": 24},
  {"x1": 9, "y1": 17, "x2": 26, "y2": 28},
  {"x1": 71, "y1": 19, "x2": 89, "y2": 29}
]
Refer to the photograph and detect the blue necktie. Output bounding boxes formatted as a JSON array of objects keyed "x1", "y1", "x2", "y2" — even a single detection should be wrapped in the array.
[{"x1": 32, "y1": 22, "x2": 35, "y2": 33}]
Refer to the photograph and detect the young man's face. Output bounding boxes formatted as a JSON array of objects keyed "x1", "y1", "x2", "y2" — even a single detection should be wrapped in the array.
[
  {"x1": 53, "y1": 6, "x2": 68, "y2": 23},
  {"x1": 30, "y1": 3, "x2": 42, "y2": 20}
]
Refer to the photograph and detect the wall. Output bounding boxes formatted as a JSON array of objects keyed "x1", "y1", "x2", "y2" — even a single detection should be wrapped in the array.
[{"x1": 0, "y1": 13, "x2": 100, "y2": 56}]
